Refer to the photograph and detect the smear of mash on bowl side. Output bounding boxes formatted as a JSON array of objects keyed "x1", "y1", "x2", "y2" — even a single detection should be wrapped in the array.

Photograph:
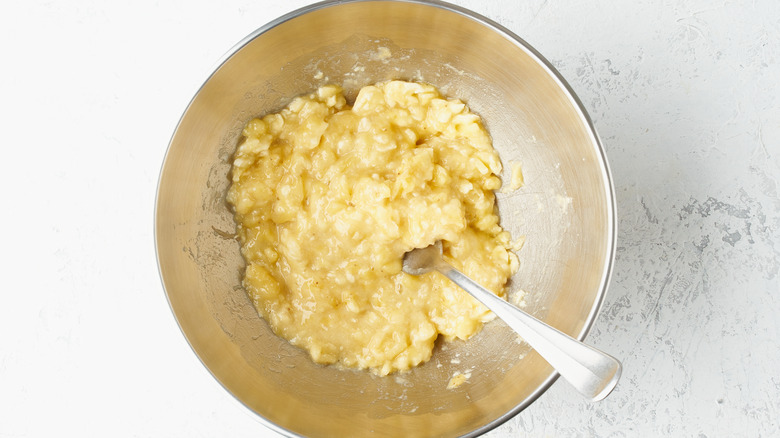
[{"x1": 227, "y1": 81, "x2": 519, "y2": 375}]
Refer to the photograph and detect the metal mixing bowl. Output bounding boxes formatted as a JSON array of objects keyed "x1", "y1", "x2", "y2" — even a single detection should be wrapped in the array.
[{"x1": 155, "y1": 1, "x2": 616, "y2": 436}]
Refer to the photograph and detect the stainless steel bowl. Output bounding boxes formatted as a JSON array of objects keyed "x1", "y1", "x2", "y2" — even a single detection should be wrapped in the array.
[{"x1": 155, "y1": 1, "x2": 616, "y2": 436}]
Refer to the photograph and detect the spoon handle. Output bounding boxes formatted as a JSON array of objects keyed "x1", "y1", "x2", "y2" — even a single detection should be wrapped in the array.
[{"x1": 437, "y1": 263, "x2": 621, "y2": 401}]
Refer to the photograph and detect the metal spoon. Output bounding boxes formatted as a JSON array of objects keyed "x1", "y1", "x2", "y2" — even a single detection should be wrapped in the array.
[{"x1": 402, "y1": 241, "x2": 621, "y2": 401}]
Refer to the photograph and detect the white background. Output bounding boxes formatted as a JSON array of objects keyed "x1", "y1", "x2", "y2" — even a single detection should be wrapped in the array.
[{"x1": 1, "y1": 0, "x2": 778, "y2": 436}]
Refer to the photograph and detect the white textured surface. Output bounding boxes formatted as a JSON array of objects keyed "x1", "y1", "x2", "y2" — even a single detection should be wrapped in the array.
[{"x1": 1, "y1": 0, "x2": 778, "y2": 437}]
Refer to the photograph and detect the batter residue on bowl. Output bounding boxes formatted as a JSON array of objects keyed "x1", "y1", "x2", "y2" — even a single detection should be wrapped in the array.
[{"x1": 227, "y1": 80, "x2": 519, "y2": 375}]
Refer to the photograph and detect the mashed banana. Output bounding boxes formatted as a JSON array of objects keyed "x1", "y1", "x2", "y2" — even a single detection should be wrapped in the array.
[{"x1": 227, "y1": 81, "x2": 519, "y2": 375}]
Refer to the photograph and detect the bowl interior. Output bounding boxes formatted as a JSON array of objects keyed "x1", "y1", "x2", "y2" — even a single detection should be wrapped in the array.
[{"x1": 156, "y1": 1, "x2": 614, "y2": 437}]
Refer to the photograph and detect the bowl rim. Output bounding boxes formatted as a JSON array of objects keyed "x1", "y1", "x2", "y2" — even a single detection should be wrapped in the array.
[{"x1": 154, "y1": 0, "x2": 618, "y2": 436}]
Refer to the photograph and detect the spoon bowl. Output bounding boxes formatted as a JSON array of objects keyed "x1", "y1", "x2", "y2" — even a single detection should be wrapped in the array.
[{"x1": 403, "y1": 241, "x2": 622, "y2": 402}]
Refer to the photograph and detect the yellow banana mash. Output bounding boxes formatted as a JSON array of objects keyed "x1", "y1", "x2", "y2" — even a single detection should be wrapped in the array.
[{"x1": 227, "y1": 81, "x2": 518, "y2": 375}]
